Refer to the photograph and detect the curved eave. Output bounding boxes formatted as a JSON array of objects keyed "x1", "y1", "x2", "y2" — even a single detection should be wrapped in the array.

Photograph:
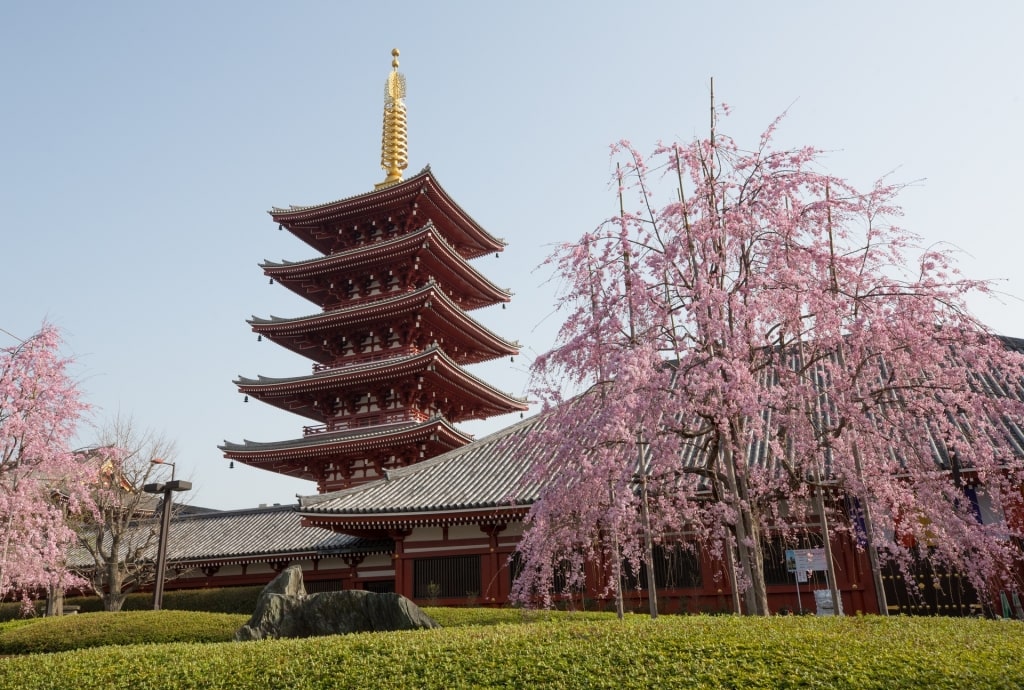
[
  {"x1": 172, "y1": 542, "x2": 393, "y2": 569},
  {"x1": 235, "y1": 346, "x2": 528, "y2": 421},
  {"x1": 220, "y1": 417, "x2": 473, "y2": 462},
  {"x1": 249, "y1": 284, "x2": 520, "y2": 364},
  {"x1": 261, "y1": 223, "x2": 512, "y2": 310},
  {"x1": 174, "y1": 548, "x2": 319, "y2": 566},
  {"x1": 270, "y1": 168, "x2": 432, "y2": 221},
  {"x1": 301, "y1": 505, "x2": 528, "y2": 535},
  {"x1": 269, "y1": 168, "x2": 505, "y2": 257}
]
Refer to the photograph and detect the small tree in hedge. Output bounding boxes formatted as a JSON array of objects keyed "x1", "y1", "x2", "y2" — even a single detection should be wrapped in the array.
[{"x1": 74, "y1": 414, "x2": 182, "y2": 611}]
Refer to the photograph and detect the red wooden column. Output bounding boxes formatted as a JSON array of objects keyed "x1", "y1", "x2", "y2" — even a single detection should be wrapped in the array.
[
  {"x1": 389, "y1": 529, "x2": 412, "y2": 597},
  {"x1": 343, "y1": 555, "x2": 364, "y2": 590},
  {"x1": 480, "y1": 524, "x2": 506, "y2": 603}
]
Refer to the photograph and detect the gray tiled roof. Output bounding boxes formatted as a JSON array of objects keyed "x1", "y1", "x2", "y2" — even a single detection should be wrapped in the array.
[
  {"x1": 69, "y1": 504, "x2": 388, "y2": 569},
  {"x1": 164, "y1": 504, "x2": 386, "y2": 563},
  {"x1": 299, "y1": 411, "x2": 548, "y2": 517}
]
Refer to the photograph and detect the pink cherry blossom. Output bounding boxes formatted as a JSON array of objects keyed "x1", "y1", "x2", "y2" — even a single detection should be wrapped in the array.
[
  {"x1": 0, "y1": 324, "x2": 96, "y2": 601},
  {"x1": 513, "y1": 113, "x2": 1024, "y2": 616}
]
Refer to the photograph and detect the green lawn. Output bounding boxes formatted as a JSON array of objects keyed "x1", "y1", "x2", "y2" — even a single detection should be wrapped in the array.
[{"x1": 0, "y1": 610, "x2": 1020, "y2": 689}]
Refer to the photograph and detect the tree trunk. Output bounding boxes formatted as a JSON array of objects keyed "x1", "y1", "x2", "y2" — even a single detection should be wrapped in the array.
[
  {"x1": 740, "y1": 515, "x2": 770, "y2": 615},
  {"x1": 721, "y1": 444, "x2": 770, "y2": 615},
  {"x1": 45, "y1": 584, "x2": 64, "y2": 616},
  {"x1": 104, "y1": 560, "x2": 127, "y2": 612}
]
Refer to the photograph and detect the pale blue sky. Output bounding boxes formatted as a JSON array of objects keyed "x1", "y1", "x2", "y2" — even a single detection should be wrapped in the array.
[{"x1": 2, "y1": 1, "x2": 1021, "y2": 509}]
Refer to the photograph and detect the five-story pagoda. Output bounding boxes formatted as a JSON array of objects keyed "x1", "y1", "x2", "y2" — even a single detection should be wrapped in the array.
[{"x1": 221, "y1": 50, "x2": 527, "y2": 493}]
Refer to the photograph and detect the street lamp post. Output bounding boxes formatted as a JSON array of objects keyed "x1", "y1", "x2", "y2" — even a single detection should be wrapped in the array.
[{"x1": 143, "y1": 460, "x2": 191, "y2": 611}]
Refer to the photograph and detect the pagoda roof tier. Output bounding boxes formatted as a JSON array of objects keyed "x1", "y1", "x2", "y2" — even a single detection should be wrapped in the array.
[
  {"x1": 220, "y1": 417, "x2": 473, "y2": 479},
  {"x1": 249, "y1": 283, "x2": 519, "y2": 366},
  {"x1": 261, "y1": 222, "x2": 512, "y2": 311},
  {"x1": 269, "y1": 168, "x2": 505, "y2": 259},
  {"x1": 234, "y1": 345, "x2": 529, "y2": 423}
]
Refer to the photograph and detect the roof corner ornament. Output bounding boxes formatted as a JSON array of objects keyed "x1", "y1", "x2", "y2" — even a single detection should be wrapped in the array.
[{"x1": 375, "y1": 48, "x2": 408, "y2": 190}]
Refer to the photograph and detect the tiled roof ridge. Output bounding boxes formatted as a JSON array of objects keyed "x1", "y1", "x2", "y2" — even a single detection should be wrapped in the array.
[
  {"x1": 268, "y1": 166, "x2": 431, "y2": 215},
  {"x1": 247, "y1": 283, "x2": 520, "y2": 352},
  {"x1": 234, "y1": 345, "x2": 528, "y2": 406},
  {"x1": 260, "y1": 219, "x2": 442, "y2": 270},
  {"x1": 220, "y1": 415, "x2": 473, "y2": 454},
  {"x1": 258, "y1": 222, "x2": 512, "y2": 302},
  {"x1": 235, "y1": 345, "x2": 443, "y2": 386},
  {"x1": 267, "y1": 167, "x2": 506, "y2": 251},
  {"x1": 171, "y1": 502, "x2": 298, "y2": 522}
]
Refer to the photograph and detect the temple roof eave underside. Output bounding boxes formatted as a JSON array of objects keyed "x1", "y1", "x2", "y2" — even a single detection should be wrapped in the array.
[
  {"x1": 219, "y1": 418, "x2": 474, "y2": 460},
  {"x1": 234, "y1": 347, "x2": 529, "y2": 421},
  {"x1": 301, "y1": 505, "x2": 530, "y2": 534},
  {"x1": 259, "y1": 223, "x2": 512, "y2": 307},
  {"x1": 258, "y1": 222, "x2": 492, "y2": 273},
  {"x1": 247, "y1": 284, "x2": 520, "y2": 361},
  {"x1": 268, "y1": 168, "x2": 506, "y2": 256},
  {"x1": 172, "y1": 540, "x2": 393, "y2": 569}
]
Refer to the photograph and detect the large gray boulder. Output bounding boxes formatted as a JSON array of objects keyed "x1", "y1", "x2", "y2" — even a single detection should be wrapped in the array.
[{"x1": 235, "y1": 565, "x2": 439, "y2": 641}]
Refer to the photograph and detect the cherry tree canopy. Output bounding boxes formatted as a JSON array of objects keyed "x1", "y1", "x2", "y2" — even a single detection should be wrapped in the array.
[
  {"x1": 0, "y1": 324, "x2": 95, "y2": 601},
  {"x1": 513, "y1": 113, "x2": 1024, "y2": 615}
]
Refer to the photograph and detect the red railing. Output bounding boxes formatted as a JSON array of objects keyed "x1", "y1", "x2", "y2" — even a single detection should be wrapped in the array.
[
  {"x1": 302, "y1": 409, "x2": 430, "y2": 436},
  {"x1": 312, "y1": 346, "x2": 422, "y2": 373}
]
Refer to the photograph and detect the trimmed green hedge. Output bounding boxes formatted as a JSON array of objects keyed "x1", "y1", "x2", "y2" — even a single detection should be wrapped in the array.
[
  {"x1": 0, "y1": 611, "x2": 247, "y2": 654},
  {"x1": 423, "y1": 606, "x2": 610, "y2": 627},
  {"x1": 1, "y1": 613, "x2": 1021, "y2": 689},
  {"x1": 0, "y1": 586, "x2": 263, "y2": 621}
]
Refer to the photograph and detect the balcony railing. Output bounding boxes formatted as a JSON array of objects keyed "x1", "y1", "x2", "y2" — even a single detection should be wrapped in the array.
[
  {"x1": 312, "y1": 346, "x2": 422, "y2": 373},
  {"x1": 303, "y1": 409, "x2": 430, "y2": 436}
]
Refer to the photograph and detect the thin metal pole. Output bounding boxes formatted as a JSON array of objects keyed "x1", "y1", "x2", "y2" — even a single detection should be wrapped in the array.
[
  {"x1": 638, "y1": 433, "x2": 658, "y2": 619},
  {"x1": 815, "y1": 483, "x2": 843, "y2": 616},
  {"x1": 152, "y1": 488, "x2": 173, "y2": 610},
  {"x1": 794, "y1": 560, "x2": 803, "y2": 614},
  {"x1": 609, "y1": 479, "x2": 624, "y2": 620}
]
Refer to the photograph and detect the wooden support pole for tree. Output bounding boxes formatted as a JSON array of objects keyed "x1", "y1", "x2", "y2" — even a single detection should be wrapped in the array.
[
  {"x1": 638, "y1": 432, "x2": 658, "y2": 619},
  {"x1": 814, "y1": 479, "x2": 843, "y2": 616}
]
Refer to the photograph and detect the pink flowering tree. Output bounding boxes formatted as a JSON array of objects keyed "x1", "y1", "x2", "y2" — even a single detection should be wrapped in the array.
[
  {"x1": 0, "y1": 324, "x2": 96, "y2": 605},
  {"x1": 512, "y1": 108, "x2": 1024, "y2": 616}
]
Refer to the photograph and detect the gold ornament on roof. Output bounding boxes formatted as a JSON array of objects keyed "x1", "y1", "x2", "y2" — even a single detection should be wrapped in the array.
[{"x1": 376, "y1": 48, "x2": 408, "y2": 189}]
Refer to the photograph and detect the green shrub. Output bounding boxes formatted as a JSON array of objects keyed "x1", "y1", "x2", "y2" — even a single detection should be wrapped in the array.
[
  {"x1": 1, "y1": 613, "x2": 1021, "y2": 689},
  {"x1": 0, "y1": 586, "x2": 263, "y2": 621},
  {"x1": 0, "y1": 610, "x2": 247, "y2": 655},
  {"x1": 154, "y1": 586, "x2": 263, "y2": 614},
  {"x1": 422, "y1": 606, "x2": 611, "y2": 627}
]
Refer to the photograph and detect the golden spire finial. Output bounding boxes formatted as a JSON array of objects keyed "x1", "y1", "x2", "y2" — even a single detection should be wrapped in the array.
[{"x1": 375, "y1": 48, "x2": 408, "y2": 189}]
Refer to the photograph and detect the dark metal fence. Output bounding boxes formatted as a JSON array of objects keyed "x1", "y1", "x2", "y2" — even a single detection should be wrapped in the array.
[{"x1": 414, "y1": 555, "x2": 481, "y2": 598}]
